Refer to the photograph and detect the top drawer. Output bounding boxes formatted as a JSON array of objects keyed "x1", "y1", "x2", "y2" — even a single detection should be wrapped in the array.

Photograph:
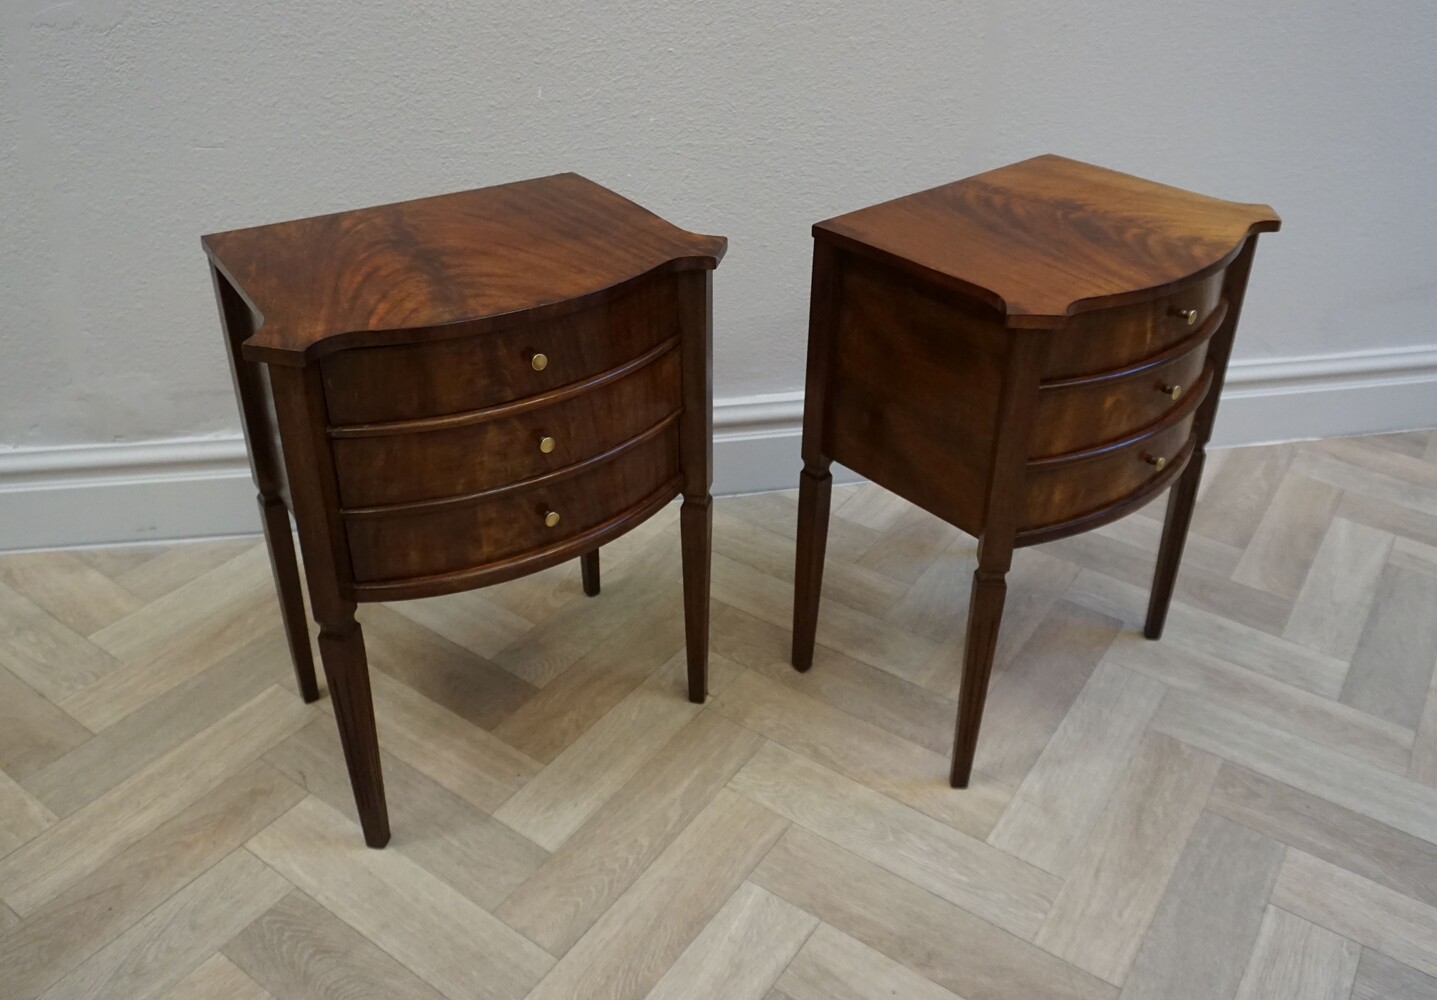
[
  {"x1": 320, "y1": 275, "x2": 678, "y2": 425},
  {"x1": 1041, "y1": 269, "x2": 1225, "y2": 380}
]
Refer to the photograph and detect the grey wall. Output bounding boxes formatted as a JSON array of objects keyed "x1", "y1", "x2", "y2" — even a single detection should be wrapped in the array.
[{"x1": 4, "y1": 0, "x2": 1436, "y2": 450}]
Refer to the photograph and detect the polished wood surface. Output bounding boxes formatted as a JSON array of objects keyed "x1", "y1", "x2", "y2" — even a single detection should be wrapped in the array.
[
  {"x1": 4, "y1": 430, "x2": 1436, "y2": 998},
  {"x1": 205, "y1": 175, "x2": 723, "y2": 845},
  {"x1": 319, "y1": 274, "x2": 680, "y2": 424},
  {"x1": 202, "y1": 173, "x2": 725, "y2": 365},
  {"x1": 329, "y1": 345, "x2": 680, "y2": 508},
  {"x1": 816, "y1": 154, "x2": 1278, "y2": 327},
  {"x1": 793, "y1": 156, "x2": 1279, "y2": 787}
]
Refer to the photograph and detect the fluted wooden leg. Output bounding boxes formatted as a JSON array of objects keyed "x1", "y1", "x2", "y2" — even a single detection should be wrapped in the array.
[
  {"x1": 791, "y1": 462, "x2": 833, "y2": 671},
  {"x1": 680, "y1": 496, "x2": 712, "y2": 703},
  {"x1": 950, "y1": 566, "x2": 1008, "y2": 788},
  {"x1": 580, "y1": 549, "x2": 601, "y2": 597},
  {"x1": 1145, "y1": 448, "x2": 1205, "y2": 640},
  {"x1": 317, "y1": 614, "x2": 389, "y2": 848},
  {"x1": 256, "y1": 494, "x2": 319, "y2": 702}
]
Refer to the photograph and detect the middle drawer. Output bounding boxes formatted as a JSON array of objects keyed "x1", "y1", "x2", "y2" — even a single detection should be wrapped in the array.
[
  {"x1": 331, "y1": 345, "x2": 681, "y2": 508},
  {"x1": 1029, "y1": 337, "x2": 1211, "y2": 460}
]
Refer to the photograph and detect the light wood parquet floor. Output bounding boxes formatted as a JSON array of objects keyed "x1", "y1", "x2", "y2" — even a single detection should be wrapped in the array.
[{"x1": 3, "y1": 430, "x2": 1437, "y2": 999}]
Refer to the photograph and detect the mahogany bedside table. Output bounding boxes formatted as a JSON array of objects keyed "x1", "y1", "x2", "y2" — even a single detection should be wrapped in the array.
[
  {"x1": 204, "y1": 174, "x2": 725, "y2": 847},
  {"x1": 789, "y1": 155, "x2": 1279, "y2": 787}
]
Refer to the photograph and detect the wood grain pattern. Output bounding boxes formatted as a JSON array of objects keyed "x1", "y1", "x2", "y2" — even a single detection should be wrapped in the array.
[
  {"x1": 0, "y1": 686, "x2": 311, "y2": 915},
  {"x1": 203, "y1": 173, "x2": 725, "y2": 364},
  {"x1": 1350, "y1": 948, "x2": 1437, "y2": 1000},
  {"x1": 1231, "y1": 906, "x2": 1359, "y2": 1000},
  {"x1": 223, "y1": 890, "x2": 446, "y2": 1000},
  {"x1": 0, "y1": 761, "x2": 299, "y2": 1000},
  {"x1": 157, "y1": 955, "x2": 272, "y2": 1000},
  {"x1": 815, "y1": 154, "x2": 1277, "y2": 326},
  {"x1": 524, "y1": 790, "x2": 787, "y2": 1000},
  {"x1": 775, "y1": 924, "x2": 964, "y2": 1000},
  {"x1": 1035, "y1": 732, "x2": 1220, "y2": 984},
  {"x1": 1272, "y1": 849, "x2": 1437, "y2": 978},
  {"x1": 731, "y1": 742, "x2": 1058, "y2": 939},
  {"x1": 2, "y1": 428, "x2": 1436, "y2": 1000},
  {"x1": 1117, "y1": 813, "x2": 1284, "y2": 1000},
  {"x1": 495, "y1": 711, "x2": 763, "y2": 956},
  {"x1": 751, "y1": 828, "x2": 1116, "y2": 1000},
  {"x1": 641, "y1": 882, "x2": 816, "y2": 1000},
  {"x1": 1207, "y1": 764, "x2": 1437, "y2": 909},
  {"x1": 37, "y1": 849, "x2": 289, "y2": 1000},
  {"x1": 248, "y1": 796, "x2": 554, "y2": 1000},
  {"x1": 988, "y1": 662, "x2": 1166, "y2": 877}
]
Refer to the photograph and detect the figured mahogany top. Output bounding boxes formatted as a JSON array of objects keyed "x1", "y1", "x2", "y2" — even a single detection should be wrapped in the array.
[
  {"x1": 815, "y1": 154, "x2": 1280, "y2": 329},
  {"x1": 203, "y1": 173, "x2": 727, "y2": 364}
]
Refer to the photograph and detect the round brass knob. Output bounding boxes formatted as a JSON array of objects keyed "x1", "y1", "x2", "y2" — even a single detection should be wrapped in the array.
[
  {"x1": 543, "y1": 510, "x2": 561, "y2": 528},
  {"x1": 1144, "y1": 454, "x2": 1168, "y2": 471},
  {"x1": 538, "y1": 435, "x2": 556, "y2": 454},
  {"x1": 1162, "y1": 384, "x2": 1183, "y2": 400},
  {"x1": 530, "y1": 352, "x2": 549, "y2": 372},
  {"x1": 1173, "y1": 308, "x2": 1198, "y2": 326}
]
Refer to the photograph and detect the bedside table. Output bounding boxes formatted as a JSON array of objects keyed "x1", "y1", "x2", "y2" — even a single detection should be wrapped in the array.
[
  {"x1": 790, "y1": 155, "x2": 1279, "y2": 787},
  {"x1": 204, "y1": 174, "x2": 725, "y2": 847}
]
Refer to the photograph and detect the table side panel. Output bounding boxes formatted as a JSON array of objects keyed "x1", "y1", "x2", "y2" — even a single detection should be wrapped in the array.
[{"x1": 824, "y1": 255, "x2": 1006, "y2": 535}]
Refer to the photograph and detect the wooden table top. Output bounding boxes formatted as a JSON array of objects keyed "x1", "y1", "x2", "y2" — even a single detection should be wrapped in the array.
[
  {"x1": 815, "y1": 154, "x2": 1280, "y2": 329},
  {"x1": 202, "y1": 173, "x2": 726, "y2": 364}
]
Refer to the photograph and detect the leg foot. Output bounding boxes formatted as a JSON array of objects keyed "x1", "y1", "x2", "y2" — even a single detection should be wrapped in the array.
[
  {"x1": 680, "y1": 495, "x2": 712, "y2": 703},
  {"x1": 257, "y1": 495, "x2": 319, "y2": 702},
  {"x1": 1145, "y1": 449, "x2": 1206, "y2": 640},
  {"x1": 318, "y1": 619, "x2": 389, "y2": 848},
  {"x1": 580, "y1": 549, "x2": 600, "y2": 597},
  {"x1": 951, "y1": 568, "x2": 1008, "y2": 788},
  {"x1": 791, "y1": 464, "x2": 833, "y2": 671}
]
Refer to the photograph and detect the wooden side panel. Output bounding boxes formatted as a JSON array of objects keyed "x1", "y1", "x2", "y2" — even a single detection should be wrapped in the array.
[{"x1": 824, "y1": 254, "x2": 1006, "y2": 535}]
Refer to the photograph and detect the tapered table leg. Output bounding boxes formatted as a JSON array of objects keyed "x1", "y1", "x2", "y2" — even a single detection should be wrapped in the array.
[
  {"x1": 791, "y1": 462, "x2": 833, "y2": 671},
  {"x1": 950, "y1": 566, "x2": 1009, "y2": 787},
  {"x1": 1145, "y1": 448, "x2": 1205, "y2": 640},
  {"x1": 580, "y1": 549, "x2": 601, "y2": 597},
  {"x1": 680, "y1": 495, "x2": 712, "y2": 703},
  {"x1": 318, "y1": 615, "x2": 389, "y2": 848}
]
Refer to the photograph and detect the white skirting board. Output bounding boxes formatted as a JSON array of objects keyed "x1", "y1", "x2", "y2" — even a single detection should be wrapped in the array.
[{"x1": 3, "y1": 345, "x2": 1436, "y2": 551}]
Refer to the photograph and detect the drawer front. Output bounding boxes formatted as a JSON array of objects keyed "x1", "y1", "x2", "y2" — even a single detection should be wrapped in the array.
[
  {"x1": 345, "y1": 421, "x2": 681, "y2": 584},
  {"x1": 321, "y1": 275, "x2": 678, "y2": 424},
  {"x1": 331, "y1": 347, "x2": 680, "y2": 507},
  {"x1": 1020, "y1": 414, "x2": 1195, "y2": 533},
  {"x1": 1029, "y1": 345, "x2": 1211, "y2": 460},
  {"x1": 1041, "y1": 270, "x2": 1224, "y2": 380}
]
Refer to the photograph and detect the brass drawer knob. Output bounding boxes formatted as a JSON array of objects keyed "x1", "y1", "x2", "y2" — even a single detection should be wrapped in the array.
[
  {"x1": 538, "y1": 435, "x2": 556, "y2": 454},
  {"x1": 1143, "y1": 454, "x2": 1168, "y2": 471},
  {"x1": 1172, "y1": 307, "x2": 1198, "y2": 326},
  {"x1": 530, "y1": 352, "x2": 549, "y2": 371},
  {"x1": 1162, "y1": 384, "x2": 1183, "y2": 400},
  {"x1": 544, "y1": 510, "x2": 561, "y2": 528}
]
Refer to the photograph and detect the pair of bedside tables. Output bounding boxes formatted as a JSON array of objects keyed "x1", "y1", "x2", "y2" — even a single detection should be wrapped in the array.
[{"x1": 204, "y1": 157, "x2": 1277, "y2": 845}]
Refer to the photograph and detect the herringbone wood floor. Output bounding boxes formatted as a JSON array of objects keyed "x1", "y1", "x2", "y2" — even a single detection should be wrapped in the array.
[{"x1": 4, "y1": 431, "x2": 1437, "y2": 999}]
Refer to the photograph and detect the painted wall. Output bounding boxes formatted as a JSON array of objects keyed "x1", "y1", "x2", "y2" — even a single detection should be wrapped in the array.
[{"x1": 2, "y1": 0, "x2": 1436, "y2": 545}]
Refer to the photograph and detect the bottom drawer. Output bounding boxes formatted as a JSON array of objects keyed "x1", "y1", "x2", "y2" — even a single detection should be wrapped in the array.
[
  {"x1": 1020, "y1": 414, "x2": 1195, "y2": 534},
  {"x1": 345, "y1": 422, "x2": 681, "y2": 585}
]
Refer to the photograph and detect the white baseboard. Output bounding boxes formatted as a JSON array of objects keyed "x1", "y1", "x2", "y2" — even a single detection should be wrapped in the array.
[{"x1": 4, "y1": 344, "x2": 1436, "y2": 551}]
